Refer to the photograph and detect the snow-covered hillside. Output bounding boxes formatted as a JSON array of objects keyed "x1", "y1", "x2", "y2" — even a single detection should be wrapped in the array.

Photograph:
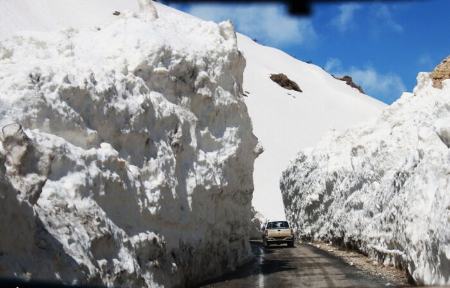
[
  {"x1": 281, "y1": 63, "x2": 450, "y2": 285},
  {"x1": 238, "y1": 35, "x2": 385, "y2": 219},
  {"x1": 0, "y1": 1, "x2": 257, "y2": 287}
]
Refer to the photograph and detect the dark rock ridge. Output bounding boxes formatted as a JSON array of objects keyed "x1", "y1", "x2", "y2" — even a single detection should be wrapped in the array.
[{"x1": 335, "y1": 75, "x2": 365, "y2": 94}]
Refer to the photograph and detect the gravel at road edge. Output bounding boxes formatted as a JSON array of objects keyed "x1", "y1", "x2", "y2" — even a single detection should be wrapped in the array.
[{"x1": 308, "y1": 241, "x2": 411, "y2": 287}]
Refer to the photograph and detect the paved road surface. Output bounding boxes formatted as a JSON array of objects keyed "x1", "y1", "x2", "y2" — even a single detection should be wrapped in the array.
[{"x1": 200, "y1": 241, "x2": 398, "y2": 288}]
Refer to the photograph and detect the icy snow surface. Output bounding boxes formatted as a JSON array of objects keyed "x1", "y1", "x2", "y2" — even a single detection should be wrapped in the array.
[
  {"x1": 281, "y1": 73, "x2": 450, "y2": 285},
  {"x1": 0, "y1": 1, "x2": 257, "y2": 286}
]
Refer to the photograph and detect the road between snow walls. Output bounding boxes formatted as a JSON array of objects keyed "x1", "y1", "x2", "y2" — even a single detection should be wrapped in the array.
[
  {"x1": 0, "y1": 2, "x2": 259, "y2": 287},
  {"x1": 281, "y1": 57, "x2": 450, "y2": 286}
]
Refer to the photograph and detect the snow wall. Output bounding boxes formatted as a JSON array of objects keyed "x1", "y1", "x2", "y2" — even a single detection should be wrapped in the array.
[
  {"x1": 281, "y1": 64, "x2": 450, "y2": 285},
  {"x1": 0, "y1": 3, "x2": 258, "y2": 287}
]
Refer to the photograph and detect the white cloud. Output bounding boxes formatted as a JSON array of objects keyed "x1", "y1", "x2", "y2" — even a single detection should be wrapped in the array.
[
  {"x1": 418, "y1": 54, "x2": 433, "y2": 67},
  {"x1": 329, "y1": 3, "x2": 403, "y2": 35},
  {"x1": 324, "y1": 58, "x2": 342, "y2": 72},
  {"x1": 331, "y1": 4, "x2": 361, "y2": 32},
  {"x1": 373, "y1": 4, "x2": 403, "y2": 33},
  {"x1": 183, "y1": 4, "x2": 317, "y2": 46},
  {"x1": 348, "y1": 68, "x2": 405, "y2": 101},
  {"x1": 325, "y1": 58, "x2": 406, "y2": 103}
]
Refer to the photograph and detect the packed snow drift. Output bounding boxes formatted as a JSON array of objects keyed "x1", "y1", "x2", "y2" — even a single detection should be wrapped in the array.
[
  {"x1": 238, "y1": 34, "x2": 385, "y2": 219},
  {"x1": 281, "y1": 59, "x2": 450, "y2": 285},
  {"x1": 0, "y1": 1, "x2": 258, "y2": 287}
]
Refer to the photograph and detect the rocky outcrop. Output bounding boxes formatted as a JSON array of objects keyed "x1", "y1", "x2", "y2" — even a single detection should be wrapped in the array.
[
  {"x1": 335, "y1": 75, "x2": 365, "y2": 94},
  {"x1": 0, "y1": 3, "x2": 257, "y2": 287},
  {"x1": 270, "y1": 73, "x2": 302, "y2": 92},
  {"x1": 281, "y1": 66, "x2": 450, "y2": 285},
  {"x1": 430, "y1": 56, "x2": 450, "y2": 89}
]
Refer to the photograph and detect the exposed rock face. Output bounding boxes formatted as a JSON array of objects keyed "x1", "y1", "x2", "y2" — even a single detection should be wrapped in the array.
[
  {"x1": 0, "y1": 4, "x2": 257, "y2": 287},
  {"x1": 270, "y1": 73, "x2": 302, "y2": 92},
  {"x1": 335, "y1": 75, "x2": 365, "y2": 94},
  {"x1": 281, "y1": 70, "x2": 450, "y2": 285},
  {"x1": 430, "y1": 56, "x2": 450, "y2": 89}
]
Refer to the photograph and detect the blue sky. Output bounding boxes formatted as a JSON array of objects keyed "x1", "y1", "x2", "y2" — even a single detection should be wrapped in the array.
[{"x1": 167, "y1": 0, "x2": 450, "y2": 104}]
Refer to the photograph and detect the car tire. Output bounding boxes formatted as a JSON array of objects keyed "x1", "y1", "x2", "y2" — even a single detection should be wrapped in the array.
[{"x1": 288, "y1": 241, "x2": 295, "y2": 248}]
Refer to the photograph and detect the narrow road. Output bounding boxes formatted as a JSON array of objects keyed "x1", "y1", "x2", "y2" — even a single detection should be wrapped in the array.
[{"x1": 200, "y1": 241, "x2": 397, "y2": 288}]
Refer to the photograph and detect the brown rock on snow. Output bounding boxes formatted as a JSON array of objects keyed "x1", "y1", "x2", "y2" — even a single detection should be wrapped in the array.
[
  {"x1": 270, "y1": 73, "x2": 302, "y2": 92},
  {"x1": 430, "y1": 56, "x2": 450, "y2": 89}
]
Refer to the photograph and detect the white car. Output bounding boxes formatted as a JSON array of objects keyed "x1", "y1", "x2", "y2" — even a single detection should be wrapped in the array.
[{"x1": 262, "y1": 221, "x2": 295, "y2": 247}]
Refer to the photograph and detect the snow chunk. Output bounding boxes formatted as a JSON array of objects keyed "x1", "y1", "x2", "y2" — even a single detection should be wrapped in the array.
[
  {"x1": 138, "y1": 0, "x2": 159, "y2": 20},
  {"x1": 435, "y1": 118, "x2": 450, "y2": 148}
]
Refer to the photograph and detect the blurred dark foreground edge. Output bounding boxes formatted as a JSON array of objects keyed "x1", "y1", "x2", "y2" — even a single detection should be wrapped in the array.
[
  {"x1": 163, "y1": 0, "x2": 421, "y2": 15},
  {"x1": 0, "y1": 278, "x2": 106, "y2": 288}
]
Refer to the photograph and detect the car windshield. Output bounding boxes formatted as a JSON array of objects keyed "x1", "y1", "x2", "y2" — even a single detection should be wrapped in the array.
[{"x1": 267, "y1": 221, "x2": 289, "y2": 229}]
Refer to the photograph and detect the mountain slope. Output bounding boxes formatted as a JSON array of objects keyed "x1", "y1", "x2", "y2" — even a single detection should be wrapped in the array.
[
  {"x1": 238, "y1": 35, "x2": 385, "y2": 219},
  {"x1": 0, "y1": 0, "x2": 140, "y2": 40}
]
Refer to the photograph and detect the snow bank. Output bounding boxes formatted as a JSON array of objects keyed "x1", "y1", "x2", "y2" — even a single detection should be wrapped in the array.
[
  {"x1": 0, "y1": 2, "x2": 257, "y2": 287},
  {"x1": 281, "y1": 67, "x2": 450, "y2": 285}
]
